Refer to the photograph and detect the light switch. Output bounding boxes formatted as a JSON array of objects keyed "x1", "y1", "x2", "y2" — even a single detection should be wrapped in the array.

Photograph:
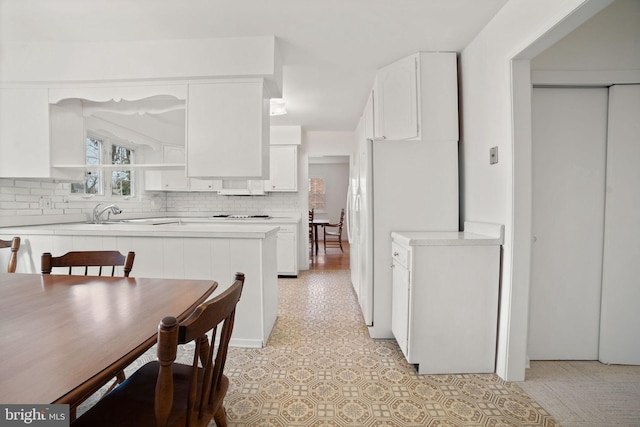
[{"x1": 490, "y1": 146, "x2": 498, "y2": 165}]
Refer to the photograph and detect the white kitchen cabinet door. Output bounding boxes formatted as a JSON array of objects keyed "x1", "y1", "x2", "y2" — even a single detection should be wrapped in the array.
[
  {"x1": 391, "y1": 257, "x2": 410, "y2": 358},
  {"x1": 374, "y1": 55, "x2": 419, "y2": 140},
  {"x1": 266, "y1": 145, "x2": 297, "y2": 192},
  {"x1": 0, "y1": 88, "x2": 51, "y2": 178},
  {"x1": 373, "y1": 52, "x2": 458, "y2": 142},
  {"x1": 49, "y1": 99, "x2": 86, "y2": 181},
  {"x1": 276, "y1": 227, "x2": 297, "y2": 276},
  {"x1": 363, "y1": 91, "x2": 375, "y2": 140},
  {"x1": 160, "y1": 145, "x2": 189, "y2": 190},
  {"x1": 187, "y1": 81, "x2": 269, "y2": 179},
  {"x1": 189, "y1": 178, "x2": 220, "y2": 192},
  {"x1": 146, "y1": 146, "x2": 219, "y2": 192}
]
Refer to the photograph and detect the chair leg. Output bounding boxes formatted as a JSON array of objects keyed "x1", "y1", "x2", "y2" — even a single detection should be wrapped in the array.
[{"x1": 214, "y1": 405, "x2": 227, "y2": 427}]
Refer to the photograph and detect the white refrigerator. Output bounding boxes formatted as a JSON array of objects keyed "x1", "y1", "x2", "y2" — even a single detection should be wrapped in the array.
[{"x1": 348, "y1": 138, "x2": 459, "y2": 339}]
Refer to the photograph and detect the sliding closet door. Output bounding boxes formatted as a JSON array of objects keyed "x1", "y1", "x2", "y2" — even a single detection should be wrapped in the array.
[
  {"x1": 529, "y1": 87, "x2": 608, "y2": 360},
  {"x1": 599, "y1": 84, "x2": 640, "y2": 365}
]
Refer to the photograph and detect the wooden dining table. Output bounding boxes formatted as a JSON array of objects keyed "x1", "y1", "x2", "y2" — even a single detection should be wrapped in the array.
[{"x1": 0, "y1": 272, "x2": 217, "y2": 405}]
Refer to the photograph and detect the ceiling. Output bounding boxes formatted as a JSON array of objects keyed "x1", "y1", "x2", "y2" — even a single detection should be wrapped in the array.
[{"x1": 0, "y1": 0, "x2": 508, "y2": 132}]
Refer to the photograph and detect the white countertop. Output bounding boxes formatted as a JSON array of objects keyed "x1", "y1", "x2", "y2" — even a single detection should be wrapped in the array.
[
  {"x1": 0, "y1": 215, "x2": 303, "y2": 239},
  {"x1": 0, "y1": 221, "x2": 280, "y2": 239},
  {"x1": 391, "y1": 231, "x2": 502, "y2": 246},
  {"x1": 391, "y1": 222, "x2": 504, "y2": 246}
]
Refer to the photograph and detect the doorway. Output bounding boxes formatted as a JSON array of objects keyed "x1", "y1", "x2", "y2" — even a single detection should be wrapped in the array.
[{"x1": 308, "y1": 155, "x2": 350, "y2": 270}]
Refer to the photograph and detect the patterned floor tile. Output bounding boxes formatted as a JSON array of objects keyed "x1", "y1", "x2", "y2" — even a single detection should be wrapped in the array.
[{"x1": 77, "y1": 270, "x2": 559, "y2": 426}]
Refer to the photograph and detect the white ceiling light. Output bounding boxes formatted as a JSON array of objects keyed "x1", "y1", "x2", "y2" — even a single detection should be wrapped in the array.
[{"x1": 270, "y1": 98, "x2": 287, "y2": 116}]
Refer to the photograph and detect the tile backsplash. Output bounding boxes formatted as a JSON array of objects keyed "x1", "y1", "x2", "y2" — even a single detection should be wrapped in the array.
[
  {"x1": 0, "y1": 178, "x2": 301, "y2": 226},
  {"x1": 165, "y1": 191, "x2": 300, "y2": 215}
]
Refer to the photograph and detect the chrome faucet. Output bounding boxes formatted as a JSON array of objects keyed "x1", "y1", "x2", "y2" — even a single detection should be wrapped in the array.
[{"x1": 93, "y1": 203, "x2": 123, "y2": 224}]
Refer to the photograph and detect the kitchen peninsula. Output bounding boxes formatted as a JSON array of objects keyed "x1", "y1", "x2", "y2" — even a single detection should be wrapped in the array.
[{"x1": 0, "y1": 220, "x2": 279, "y2": 348}]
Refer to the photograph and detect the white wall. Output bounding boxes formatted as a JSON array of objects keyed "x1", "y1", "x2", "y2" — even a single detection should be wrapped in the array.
[
  {"x1": 304, "y1": 131, "x2": 355, "y2": 157},
  {"x1": 531, "y1": 0, "x2": 640, "y2": 82},
  {"x1": 459, "y1": 0, "x2": 615, "y2": 381}
]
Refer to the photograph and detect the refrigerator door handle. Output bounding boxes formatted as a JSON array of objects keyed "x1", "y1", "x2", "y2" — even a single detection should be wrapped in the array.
[{"x1": 346, "y1": 185, "x2": 353, "y2": 243}]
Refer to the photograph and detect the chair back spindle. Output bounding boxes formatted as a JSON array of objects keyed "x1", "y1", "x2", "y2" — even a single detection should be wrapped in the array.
[
  {"x1": 0, "y1": 237, "x2": 20, "y2": 273},
  {"x1": 41, "y1": 251, "x2": 135, "y2": 277}
]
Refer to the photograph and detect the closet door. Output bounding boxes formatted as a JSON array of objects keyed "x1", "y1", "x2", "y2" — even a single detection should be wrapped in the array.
[
  {"x1": 529, "y1": 87, "x2": 608, "y2": 360},
  {"x1": 599, "y1": 85, "x2": 640, "y2": 365}
]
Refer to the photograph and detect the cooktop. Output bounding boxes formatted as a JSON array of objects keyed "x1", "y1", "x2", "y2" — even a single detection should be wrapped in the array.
[{"x1": 211, "y1": 214, "x2": 270, "y2": 219}]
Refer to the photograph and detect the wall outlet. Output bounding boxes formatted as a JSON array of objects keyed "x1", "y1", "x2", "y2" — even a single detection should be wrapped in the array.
[
  {"x1": 39, "y1": 196, "x2": 52, "y2": 209},
  {"x1": 490, "y1": 146, "x2": 499, "y2": 165}
]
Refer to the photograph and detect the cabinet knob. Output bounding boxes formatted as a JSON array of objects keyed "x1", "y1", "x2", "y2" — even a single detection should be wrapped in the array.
[
  {"x1": 391, "y1": 264, "x2": 395, "y2": 268},
  {"x1": 393, "y1": 252, "x2": 399, "y2": 257}
]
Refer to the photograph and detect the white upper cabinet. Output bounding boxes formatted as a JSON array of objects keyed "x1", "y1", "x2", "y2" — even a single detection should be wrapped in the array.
[
  {"x1": 145, "y1": 145, "x2": 219, "y2": 192},
  {"x1": 374, "y1": 55, "x2": 419, "y2": 140},
  {"x1": 266, "y1": 145, "x2": 298, "y2": 192},
  {"x1": 145, "y1": 145, "x2": 189, "y2": 191},
  {"x1": 266, "y1": 126, "x2": 300, "y2": 192},
  {"x1": 363, "y1": 91, "x2": 375, "y2": 140},
  {"x1": 186, "y1": 81, "x2": 270, "y2": 179},
  {"x1": 373, "y1": 52, "x2": 458, "y2": 142},
  {"x1": 0, "y1": 88, "x2": 84, "y2": 179}
]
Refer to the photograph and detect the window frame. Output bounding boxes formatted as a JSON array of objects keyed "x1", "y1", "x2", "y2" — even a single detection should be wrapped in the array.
[
  {"x1": 68, "y1": 131, "x2": 139, "y2": 202},
  {"x1": 308, "y1": 176, "x2": 326, "y2": 213}
]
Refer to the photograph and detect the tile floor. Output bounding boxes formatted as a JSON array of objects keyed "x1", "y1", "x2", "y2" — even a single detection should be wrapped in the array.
[
  {"x1": 79, "y1": 269, "x2": 559, "y2": 426},
  {"x1": 218, "y1": 270, "x2": 557, "y2": 426}
]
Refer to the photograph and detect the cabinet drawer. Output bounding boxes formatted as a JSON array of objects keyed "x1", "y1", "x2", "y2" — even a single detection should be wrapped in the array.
[{"x1": 392, "y1": 242, "x2": 410, "y2": 269}]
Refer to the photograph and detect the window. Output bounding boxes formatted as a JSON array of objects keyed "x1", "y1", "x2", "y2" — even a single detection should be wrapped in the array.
[
  {"x1": 308, "y1": 177, "x2": 325, "y2": 211},
  {"x1": 71, "y1": 135, "x2": 135, "y2": 198}
]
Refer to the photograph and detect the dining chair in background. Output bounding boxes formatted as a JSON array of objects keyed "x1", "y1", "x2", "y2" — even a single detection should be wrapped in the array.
[
  {"x1": 71, "y1": 272, "x2": 246, "y2": 427},
  {"x1": 309, "y1": 209, "x2": 315, "y2": 255},
  {"x1": 323, "y1": 208, "x2": 345, "y2": 253},
  {"x1": 41, "y1": 249, "x2": 136, "y2": 419},
  {"x1": 0, "y1": 237, "x2": 20, "y2": 273}
]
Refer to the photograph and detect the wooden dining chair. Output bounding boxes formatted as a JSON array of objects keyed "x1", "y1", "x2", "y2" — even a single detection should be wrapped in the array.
[
  {"x1": 71, "y1": 272, "x2": 245, "y2": 427},
  {"x1": 41, "y1": 250, "x2": 135, "y2": 277},
  {"x1": 0, "y1": 237, "x2": 20, "y2": 273},
  {"x1": 41, "y1": 249, "x2": 135, "y2": 419},
  {"x1": 309, "y1": 209, "x2": 315, "y2": 254},
  {"x1": 323, "y1": 208, "x2": 345, "y2": 252}
]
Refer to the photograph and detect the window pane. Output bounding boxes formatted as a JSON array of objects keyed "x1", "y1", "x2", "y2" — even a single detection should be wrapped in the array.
[
  {"x1": 71, "y1": 137, "x2": 103, "y2": 194},
  {"x1": 86, "y1": 137, "x2": 101, "y2": 165},
  {"x1": 111, "y1": 144, "x2": 134, "y2": 196},
  {"x1": 308, "y1": 177, "x2": 325, "y2": 210}
]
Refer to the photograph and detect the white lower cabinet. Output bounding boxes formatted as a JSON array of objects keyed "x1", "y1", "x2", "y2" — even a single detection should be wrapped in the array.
[
  {"x1": 391, "y1": 229, "x2": 502, "y2": 374},
  {"x1": 391, "y1": 252, "x2": 410, "y2": 356},
  {"x1": 274, "y1": 223, "x2": 298, "y2": 277},
  {"x1": 5, "y1": 227, "x2": 278, "y2": 348}
]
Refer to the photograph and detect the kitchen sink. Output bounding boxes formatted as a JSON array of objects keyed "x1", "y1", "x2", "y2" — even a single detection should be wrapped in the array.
[{"x1": 86, "y1": 218, "x2": 181, "y2": 225}]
